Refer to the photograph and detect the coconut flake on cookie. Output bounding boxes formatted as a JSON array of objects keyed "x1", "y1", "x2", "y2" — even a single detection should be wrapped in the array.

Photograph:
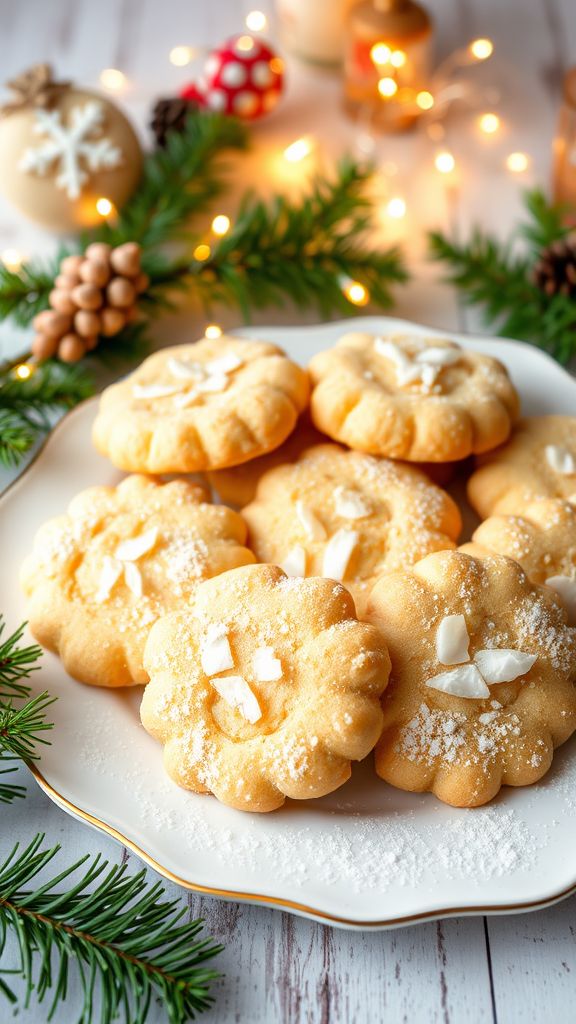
[
  {"x1": 295, "y1": 500, "x2": 327, "y2": 542},
  {"x1": 115, "y1": 527, "x2": 158, "y2": 562},
  {"x1": 545, "y1": 445, "x2": 576, "y2": 475},
  {"x1": 546, "y1": 575, "x2": 576, "y2": 623},
  {"x1": 322, "y1": 528, "x2": 358, "y2": 582},
  {"x1": 281, "y1": 544, "x2": 307, "y2": 577},
  {"x1": 133, "y1": 383, "x2": 182, "y2": 400},
  {"x1": 211, "y1": 674, "x2": 262, "y2": 723},
  {"x1": 333, "y1": 485, "x2": 371, "y2": 520},
  {"x1": 95, "y1": 556, "x2": 122, "y2": 603},
  {"x1": 201, "y1": 623, "x2": 235, "y2": 676},
  {"x1": 425, "y1": 664, "x2": 490, "y2": 699},
  {"x1": 473, "y1": 648, "x2": 537, "y2": 684},
  {"x1": 253, "y1": 646, "x2": 282, "y2": 681},
  {"x1": 436, "y1": 614, "x2": 470, "y2": 665}
]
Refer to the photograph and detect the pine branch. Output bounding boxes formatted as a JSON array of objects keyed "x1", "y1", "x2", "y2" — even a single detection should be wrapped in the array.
[
  {"x1": 0, "y1": 359, "x2": 94, "y2": 467},
  {"x1": 149, "y1": 159, "x2": 407, "y2": 318},
  {"x1": 0, "y1": 835, "x2": 223, "y2": 1023},
  {"x1": 0, "y1": 259, "x2": 57, "y2": 327},
  {"x1": 0, "y1": 619, "x2": 42, "y2": 700},
  {"x1": 428, "y1": 189, "x2": 576, "y2": 363},
  {"x1": 92, "y1": 111, "x2": 248, "y2": 250},
  {"x1": 0, "y1": 617, "x2": 51, "y2": 803}
]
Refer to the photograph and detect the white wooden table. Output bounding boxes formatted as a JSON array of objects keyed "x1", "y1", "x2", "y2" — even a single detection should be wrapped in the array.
[{"x1": 1, "y1": 0, "x2": 576, "y2": 1021}]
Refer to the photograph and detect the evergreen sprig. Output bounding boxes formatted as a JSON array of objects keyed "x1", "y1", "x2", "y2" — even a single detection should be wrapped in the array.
[
  {"x1": 0, "y1": 259, "x2": 58, "y2": 327},
  {"x1": 429, "y1": 188, "x2": 576, "y2": 363},
  {"x1": 0, "y1": 358, "x2": 93, "y2": 466},
  {"x1": 0, "y1": 835, "x2": 223, "y2": 1023},
  {"x1": 0, "y1": 618, "x2": 51, "y2": 803}
]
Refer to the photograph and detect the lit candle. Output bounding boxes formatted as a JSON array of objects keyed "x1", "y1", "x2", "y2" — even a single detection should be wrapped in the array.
[{"x1": 553, "y1": 68, "x2": 576, "y2": 218}]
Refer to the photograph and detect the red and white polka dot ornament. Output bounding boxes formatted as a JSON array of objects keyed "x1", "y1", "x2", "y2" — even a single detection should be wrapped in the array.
[{"x1": 183, "y1": 35, "x2": 285, "y2": 121}]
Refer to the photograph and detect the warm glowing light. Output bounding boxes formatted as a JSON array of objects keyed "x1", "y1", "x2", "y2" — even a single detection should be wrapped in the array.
[
  {"x1": 370, "y1": 43, "x2": 392, "y2": 65},
  {"x1": 479, "y1": 112, "x2": 500, "y2": 134},
  {"x1": 1, "y1": 248, "x2": 23, "y2": 271},
  {"x1": 245, "y1": 10, "x2": 267, "y2": 32},
  {"x1": 205, "y1": 324, "x2": 223, "y2": 339},
  {"x1": 169, "y1": 46, "x2": 196, "y2": 66},
  {"x1": 390, "y1": 50, "x2": 407, "y2": 68},
  {"x1": 96, "y1": 197, "x2": 114, "y2": 217},
  {"x1": 378, "y1": 77, "x2": 398, "y2": 98},
  {"x1": 236, "y1": 34, "x2": 255, "y2": 52},
  {"x1": 283, "y1": 136, "x2": 313, "y2": 162},
  {"x1": 14, "y1": 363, "x2": 33, "y2": 380},
  {"x1": 416, "y1": 90, "x2": 434, "y2": 111},
  {"x1": 506, "y1": 151, "x2": 530, "y2": 173},
  {"x1": 435, "y1": 151, "x2": 456, "y2": 174},
  {"x1": 193, "y1": 243, "x2": 212, "y2": 261},
  {"x1": 211, "y1": 214, "x2": 231, "y2": 236},
  {"x1": 99, "y1": 68, "x2": 126, "y2": 91},
  {"x1": 386, "y1": 197, "x2": 407, "y2": 219},
  {"x1": 343, "y1": 280, "x2": 370, "y2": 306},
  {"x1": 469, "y1": 38, "x2": 494, "y2": 61},
  {"x1": 269, "y1": 56, "x2": 285, "y2": 75}
]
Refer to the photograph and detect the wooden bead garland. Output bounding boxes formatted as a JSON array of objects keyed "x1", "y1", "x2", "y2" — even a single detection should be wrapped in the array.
[{"x1": 31, "y1": 241, "x2": 149, "y2": 362}]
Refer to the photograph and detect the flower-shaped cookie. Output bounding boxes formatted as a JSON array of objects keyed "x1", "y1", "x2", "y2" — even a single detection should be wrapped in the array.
[
  {"x1": 20, "y1": 475, "x2": 255, "y2": 687},
  {"x1": 242, "y1": 444, "x2": 462, "y2": 615},
  {"x1": 308, "y1": 332, "x2": 519, "y2": 462},
  {"x1": 461, "y1": 499, "x2": 576, "y2": 624},
  {"x1": 366, "y1": 550, "x2": 576, "y2": 807},
  {"x1": 92, "y1": 336, "x2": 310, "y2": 473},
  {"x1": 141, "y1": 563, "x2": 390, "y2": 812},
  {"x1": 468, "y1": 416, "x2": 576, "y2": 518},
  {"x1": 207, "y1": 412, "x2": 325, "y2": 507}
]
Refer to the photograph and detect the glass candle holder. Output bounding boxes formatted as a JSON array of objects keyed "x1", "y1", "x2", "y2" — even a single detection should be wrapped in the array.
[
  {"x1": 276, "y1": 0, "x2": 355, "y2": 66},
  {"x1": 344, "y1": 0, "x2": 434, "y2": 132},
  {"x1": 553, "y1": 68, "x2": 576, "y2": 219}
]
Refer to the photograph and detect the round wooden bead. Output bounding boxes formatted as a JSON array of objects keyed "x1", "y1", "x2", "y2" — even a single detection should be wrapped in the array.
[
  {"x1": 84, "y1": 335, "x2": 99, "y2": 351},
  {"x1": 49, "y1": 288, "x2": 76, "y2": 315},
  {"x1": 100, "y1": 307, "x2": 126, "y2": 336},
  {"x1": 58, "y1": 334, "x2": 86, "y2": 363},
  {"x1": 31, "y1": 333, "x2": 60, "y2": 360},
  {"x1": 79, "y1": 258, "x2": 110, "y2": 287},
  {"x1": 124, "y1": 305, "x2": 139, "y2": 323},
  {"x1": 71, "y1": 283, "x2": 103, "y2": 311},
  {"x1": 134, "y1": 271, "x2": 149, "y2": 293},
  {"x1": 60, "y1": 254, "x2": 83, "y2": 276},
  {"x1": 85, "y1": 242, "x2": 112, "y2": 264},
  {"x1": 55, "y1": 272, "x2": 79, "y2": 290},
  {"x1": 74, "y1": 310, "x2": 101, "y2": 338},
  {"x1": 33, "y1": 309, "x2": 71, "y2": 337},
  {"x1": 106, "y1": 276, "x2": 136, "y2": 308},
  {"x1": 110, "y1": 242, "x2": 141, "y2": 277}
]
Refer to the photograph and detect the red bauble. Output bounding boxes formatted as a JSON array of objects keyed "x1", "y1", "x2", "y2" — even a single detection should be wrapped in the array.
[{"x1": 181, "y1": 35, "x2": 284, "y2": 121}]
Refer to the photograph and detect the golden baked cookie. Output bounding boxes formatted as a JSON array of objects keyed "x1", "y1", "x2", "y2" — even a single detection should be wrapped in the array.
[
  {"x1": 308, "y1": 332, "x2": 519, "y2": 462},
  {"x1": 366, "y1": 550, "x2": 576, "y2": 807},
  {"x1": 207, "y1": 412, "x2": 325, "y2": 507},
  {"x1": 141, "y1": 563, "x2": 390, "y2": 812},
  {"x1": 242, "y1": 443, "x2": 462, "y2": 615},
  {"x1": 92, "y1": 336, "x2": 310, "y2": 473},
  {"x1": 461, "y1": 499, "x2": 576, "y2": 624},
  {"x1": 20, "y1": 475, "x2": 255, "y2": 688},
  {"x1": 468, "y1": 416, "x2": 576, "y2": 518}
]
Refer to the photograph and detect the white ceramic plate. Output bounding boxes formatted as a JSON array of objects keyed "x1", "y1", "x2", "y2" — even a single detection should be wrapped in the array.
[{"x1": 3, "y1": 316, "x2": 576, "y2": 931}]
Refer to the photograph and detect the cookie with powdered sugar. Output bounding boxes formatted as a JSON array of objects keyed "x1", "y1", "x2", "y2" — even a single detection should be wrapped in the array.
[
  {"x1": 308, "y1": 332, "x2": 519, "y2": 462},
  {"x1": 92, "y1": 336, "x2": 310, "y2": 473},
  {"x1": 467, "y1": 416, "x2": 576, "y2": 518},
  {"x1": 20, "y1": 475, "x2": 255, "y2": 687},
  {"x1": 141, "y1": 563, "x2": 390, "y2": 812},
  {"x1": 366, "y1": 549, "x2": 576, "y2": 807},
  {"x1": 242, "y1": 444, "x2": 462, "y2": 616}
]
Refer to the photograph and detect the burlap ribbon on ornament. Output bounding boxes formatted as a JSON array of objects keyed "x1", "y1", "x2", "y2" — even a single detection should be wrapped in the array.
[{"x1": 0, "y1": 63, "x2": 70, "y2": 117}]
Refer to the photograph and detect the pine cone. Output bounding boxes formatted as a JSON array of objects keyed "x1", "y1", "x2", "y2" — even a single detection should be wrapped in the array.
[
  {"x1": 533, "y1": 237, "x2": 576, "y2": 299},
  {"x1": 150, "y1": 97, "x2": 192, "y2": 148}
]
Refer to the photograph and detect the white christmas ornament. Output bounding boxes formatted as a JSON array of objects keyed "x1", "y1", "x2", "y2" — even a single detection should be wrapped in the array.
[{"x1": 19, "y1": 101, "x2": 123, "y2": 200}]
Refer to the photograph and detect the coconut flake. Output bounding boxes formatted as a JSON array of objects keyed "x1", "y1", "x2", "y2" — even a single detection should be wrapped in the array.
[
  {"x1": 197, "y1": 373, "x2": 229, "y2": 393},
  {"x1": 322, "y1": 528, "x2": 358, "y2": 582},
  {"x1": 295, "y1": 500, "x2": 327, "y2": 541},
  {"x1": 374, "y1": 337, "x2": 409, "y2": 367},
  {"x1": 123, "y1": 561, "x2": 143, "y2": 598},
  {"x1": 253, "y1": 646, "x2": 282, "y2": 681},
  {"x1": 133, "y1": 383, "x2": 182, "y2": 400},
  {"x1": 173, "y1": 390, "x2": 199, "y2": 409},
  {"x1": 281, "y1": 545, "x2": 306, "y2": 577},
  {"x1": 426, "y1": 664, "x2": 490, "y2": 699},
  {"x1": 94, "y1": 556, "x2": 122, "y2": 603},
  {"x1": 414, "y1": 346, "x2": 460, "y2": 367},
  {"x1": 201, "y1": 624, "x2": 234, "y2": 676},
  {"x1": 436, "y1": 614, "x2": 470, "y2": 666},
  {"x1": 334, "y1": 486, "x2": 371, "y2": 520},
  {"x1": 211, "y1": 675, "x2": 262, "y2": 723},
  {"x1": 115, "y1": 528, "x2": 158, "y2": 562},
  {"x1": 545, "y1": 445, "x2": 576, "y2": 475},
  {"x1": 206, "y1": 352, "x2": 243, "y2": 375},
  {"x1": 167, "y1": 358, "x2": 204, "y2": 380},
  {"x1": 545, "y1": 575, "x2": 576, "y2": 624},
  {"x1": 474, "y1": 648, "x2": 537, "y2": 684}
]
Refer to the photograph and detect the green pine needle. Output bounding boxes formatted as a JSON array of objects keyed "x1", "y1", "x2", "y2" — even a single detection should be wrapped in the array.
[
  {"x1": 0, "y1": 835, "x2": 223, "y2": 1023},
  {"x1": 0, "y1": 259, "x2": 58, "y2": 327},
  {"x1": 428, "y1": 188, "x2": 576, "y2": 363},
  {"x1": 0, "y1": 359, "x2": 94, "y2": 467},
  {"x1": 0, "y1": 619, "x2": 42, "y2": 700},
  {"x1": 0, "y1": 617, "x2": 51, "y2": 803}
]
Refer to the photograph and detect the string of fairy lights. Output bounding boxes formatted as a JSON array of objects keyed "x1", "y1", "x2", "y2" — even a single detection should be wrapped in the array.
[{"x1": 3, "y1": 9, "x2": 534, "y2": 380}]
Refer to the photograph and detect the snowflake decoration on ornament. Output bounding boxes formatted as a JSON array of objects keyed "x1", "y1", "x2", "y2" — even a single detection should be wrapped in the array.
[{"x1": 19, "y1": 100, "x2": 123, "y2": 200}]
